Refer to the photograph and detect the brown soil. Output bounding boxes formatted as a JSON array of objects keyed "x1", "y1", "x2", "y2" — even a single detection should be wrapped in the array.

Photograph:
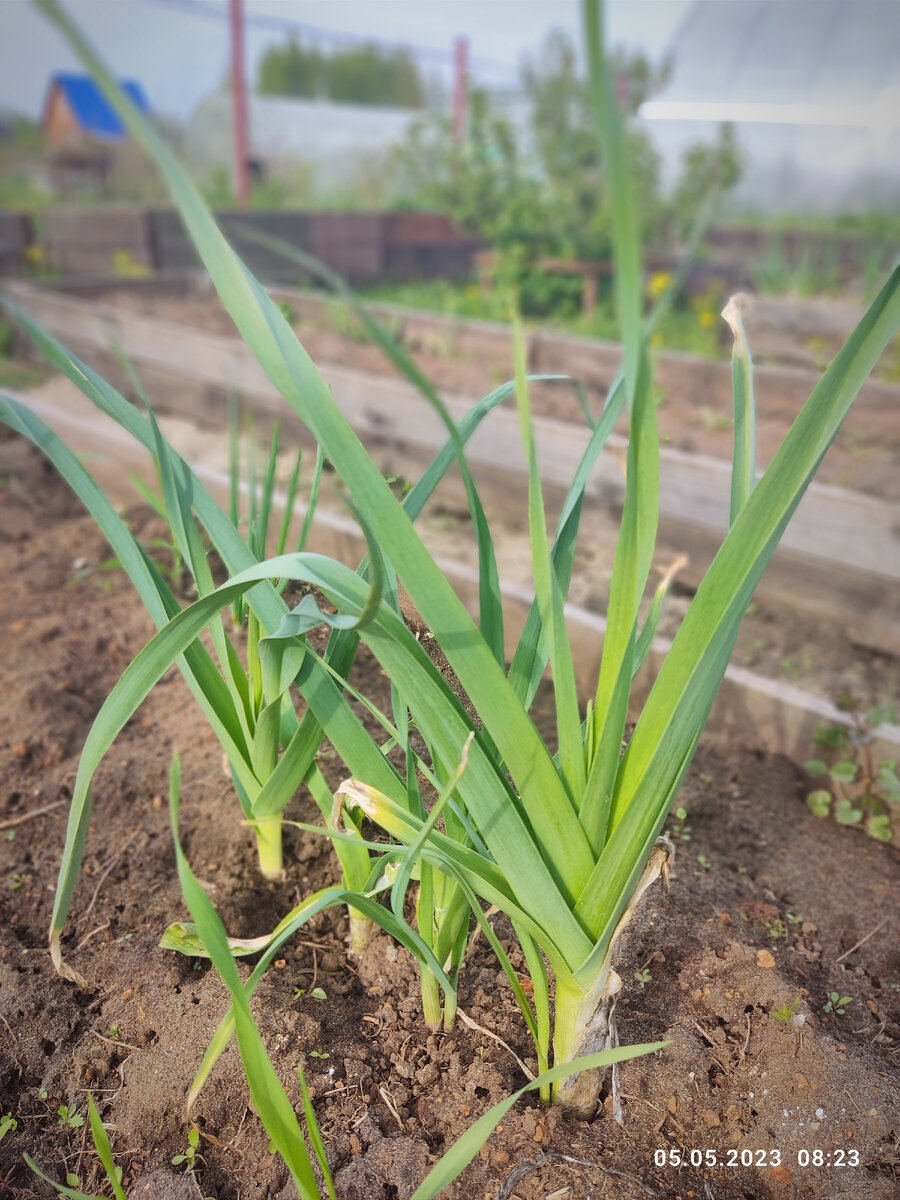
[{"x1": 1, "y1": 432, "x2": 899, "y2": 1200}]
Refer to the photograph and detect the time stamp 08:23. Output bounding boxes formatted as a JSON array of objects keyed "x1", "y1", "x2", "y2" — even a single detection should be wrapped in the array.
[{"x1": 655, "y1": 1147, "x2": 861, "y2": 1169}]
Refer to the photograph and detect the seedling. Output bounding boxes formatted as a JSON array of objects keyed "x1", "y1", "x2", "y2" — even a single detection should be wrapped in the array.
[
  {"x1": 0, "y1": 1113, "x2": 16, "y2": 1142},
  {"x1": 780, "y1": 653, "x2": 814, "y2": 679},
  {"x1": 28, "y1": 1092, "x2": 142, "y2": 1200},
  {"x1": 804, "y1": 708, "x2": 899, "y2": 842},
  {"x1": 634, "y1": 967, "x2": 652, "y2": 989},
  {"x1": 668, "y1": 806, "x2": 692, "y2": 842},
  {"x1": 824, "y1": 992, "x2": 852, "y2": 1016},
  {"x1": 172, "y1": 1126, "x2": 201, "y2": 1170},
  {"x1": 771, "y1": 996, "x2": 801, "y2": 1023},
  {"x1": 57, "y1": 1104, "x2": 84, "y2": 1129}
]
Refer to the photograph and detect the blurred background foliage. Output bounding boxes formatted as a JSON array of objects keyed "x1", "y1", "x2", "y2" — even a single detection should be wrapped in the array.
[
  {"x1": 394, "y1": 31, "x2": 741, "y2": 319},
  {"x1": 258, "y1": 36, "x2": 426, "y2": 108}
]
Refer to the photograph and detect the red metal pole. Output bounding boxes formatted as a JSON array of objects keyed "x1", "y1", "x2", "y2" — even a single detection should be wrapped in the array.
[
  {"x1": 229, "y1": 0, "x2": 249, "y2": 205},
  {"x1": 453, "y1": 35, "x2": 469, "y2": 142}
]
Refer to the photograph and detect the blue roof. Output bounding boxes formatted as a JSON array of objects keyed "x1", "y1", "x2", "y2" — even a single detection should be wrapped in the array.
[{"x1": 49, "y1": 72, "x2": 150, "y2": 138}]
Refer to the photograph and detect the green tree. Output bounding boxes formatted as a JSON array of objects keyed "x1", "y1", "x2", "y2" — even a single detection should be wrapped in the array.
[
  {"x1": 522, "y1": 31, "x2": 667, "y2": 257},
  {"x1": 394, "y1": 31, "x2": 674, "y2": 316},
  {"x1": 257, "y1": 38, "x2": 424, "y2": 108},
  {"x1": 327, "y1": 44, "x2": 424, "y2": 107},
  {"x1": 258, "y1": 38, "x2": 326, "y2": 98}
]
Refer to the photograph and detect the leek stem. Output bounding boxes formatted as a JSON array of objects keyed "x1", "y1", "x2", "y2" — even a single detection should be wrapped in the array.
[{"x1": 254, "y1": 817, "x2": 284, "y2": 880}]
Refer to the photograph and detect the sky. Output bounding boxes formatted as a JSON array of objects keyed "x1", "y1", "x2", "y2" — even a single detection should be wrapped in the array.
[{"x1": 1, "y1": 0, "x2": 691, "y2": 121}]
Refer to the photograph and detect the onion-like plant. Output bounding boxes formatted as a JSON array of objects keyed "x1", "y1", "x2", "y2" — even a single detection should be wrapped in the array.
[{"x1": 13, "y1": 0, "x2": 900, "y2": 1129}]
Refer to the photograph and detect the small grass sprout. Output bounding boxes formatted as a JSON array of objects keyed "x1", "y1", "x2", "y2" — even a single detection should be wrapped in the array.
[{"x1": 771, "y1": 996, "x2": 801, "y2": 1023}]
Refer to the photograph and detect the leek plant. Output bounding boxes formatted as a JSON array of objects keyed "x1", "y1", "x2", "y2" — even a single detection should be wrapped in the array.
[
  {"x1": 13, "y1": 12, "x2": 605, "y2": 1026},
  {"x1": 17, "y1": 0, "x2": 900, "y2": 1126}
]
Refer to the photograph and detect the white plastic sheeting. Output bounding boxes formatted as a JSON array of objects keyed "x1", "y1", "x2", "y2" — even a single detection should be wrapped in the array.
[
  {"x1": 184, "y1": 92, "x2": 419, "y2": 190},
  {"x1": 639, "y1": 0, "x2": 900, "y2": 212}
]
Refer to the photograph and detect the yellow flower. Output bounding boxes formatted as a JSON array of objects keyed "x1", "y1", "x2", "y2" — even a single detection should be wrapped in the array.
[
  {"x1": 25, "y1": 243, "x2": 45, "y2": 264},
  {"x1": 650, "y1": 331, "x2": 664, "y2": 348},
  {"x1": 647, "y1": 271, "x2": 672, "y2": 300},
  {"x1": 699, "y1": 309, "x2": 717, "y2": 328},
  {"x1": 111, "y1": 249, "x2": 149, "y2": 279}
]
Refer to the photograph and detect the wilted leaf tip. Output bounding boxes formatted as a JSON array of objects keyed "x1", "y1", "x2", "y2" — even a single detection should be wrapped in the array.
[{"x1": 721, "y1": 293, "x2": 751, "y2": 355}]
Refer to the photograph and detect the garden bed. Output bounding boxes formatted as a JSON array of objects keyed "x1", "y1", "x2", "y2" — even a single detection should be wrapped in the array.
[
  {"x1": 5, "y1": 276, "x2": 900, "y2": 658},
  {"x1": 5, "y1": 266, "x2": 900, "y2": 669},
  {"x1": 1, "y1": 422, "x2": 899, "y2": 1199},
  {"x1": 10, "y1": 370, "x2": 900, "y2": 768},
  {"x1": 13, "y1": 277, "x2": 899, "y2": 501}
]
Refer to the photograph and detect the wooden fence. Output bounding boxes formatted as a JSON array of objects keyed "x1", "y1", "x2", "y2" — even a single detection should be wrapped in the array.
[
  {"x1": 27, "y1": 207, "x2": 482, "y2": 284},
  {"x1": 0, "y1": 211, "x2": 35, "y2": 276}
]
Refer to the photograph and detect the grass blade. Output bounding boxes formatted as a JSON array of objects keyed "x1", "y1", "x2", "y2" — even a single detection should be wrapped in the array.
[
  {"x1": 513, "y1": 323, "x2": 585, "y2": 800},
  {"x1": 236, "y1": 226, "x2": 507, "y2": 666},
  {"x1": 506, "y1": 368, "x2": 629, "y2": 709},
  {"x1": 169, "y1": 754, "x2": 323, "y2": 1197},
  {"x1": 87, "y1": 1094, "x2": 128, "y2": 1200},
  {"x1": 0, "y1": 395, "x2": 259, "y2": 980},
  {"x1": 23, "y1": 1157, "x2": 105, "y2": 1200},
  {"x1": 579, "y1": 0, "x2": 659, "y2": 852}
]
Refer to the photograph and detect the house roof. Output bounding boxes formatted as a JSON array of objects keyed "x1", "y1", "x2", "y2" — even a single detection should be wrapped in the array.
[{"x1": 45, "y1": 72, "x2": 150, "y2": 138}]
